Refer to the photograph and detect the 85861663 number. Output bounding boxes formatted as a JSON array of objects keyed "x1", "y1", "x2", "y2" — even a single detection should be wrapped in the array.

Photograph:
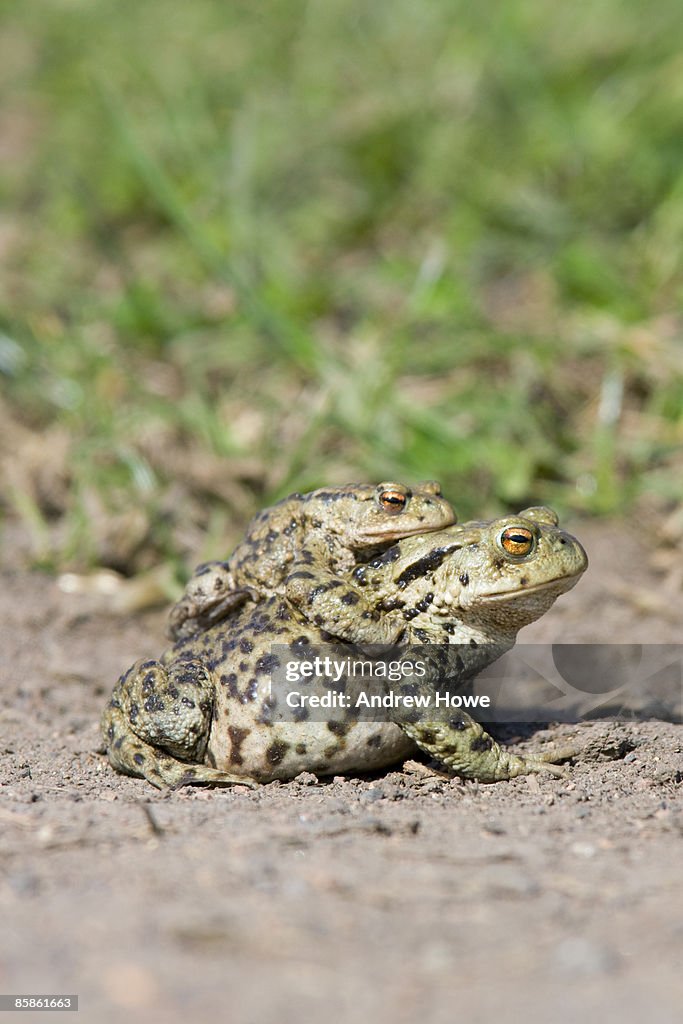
[{"x1": 0, "y1": 995, "x2": 78, "y2": 1012}]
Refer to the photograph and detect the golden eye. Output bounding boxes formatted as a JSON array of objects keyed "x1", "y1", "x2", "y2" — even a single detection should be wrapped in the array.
[
  {"x1": 500, "y1": 526, "x2": 534, "y2": 557},
  {"x1": 378, "y1": 488, "x2": 408, "y2": 514}
]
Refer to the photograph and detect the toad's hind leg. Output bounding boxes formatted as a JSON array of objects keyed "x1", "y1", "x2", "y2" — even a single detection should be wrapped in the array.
[
  {"x1": 101, "y1": 658, "x2": 255, "y2": 789},
  {"x1": 166, "y1": 561, "x2": 256, "y2": 641},
  {"x1": 400, "y1": 713, "x2": 570, "y2": 782}
]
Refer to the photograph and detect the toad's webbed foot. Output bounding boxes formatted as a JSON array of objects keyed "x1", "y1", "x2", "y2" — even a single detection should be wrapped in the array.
[
  {"x1": 400, "y1": 714, "x2": 571, "y2": 782},
  {"x1": 167, "y1": 561, "x2": 257, "y2": 641}
]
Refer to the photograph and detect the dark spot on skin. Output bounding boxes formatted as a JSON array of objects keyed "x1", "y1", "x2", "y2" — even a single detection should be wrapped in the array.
[
  {"x1": 449, "y1": 718, "x2": 467, "y2": 731},
  {"x1": 283, "y1": 519, "x2": 298, "y2": 536},
  {"x1": 324, "y1": 744, "x2": 342, "y2": 759},
  {"x1": 312, "y1": 490, "x2": 353, "y2": 502},
  {"x1": 255, "y1": 653, "x2": 281, "y2": 674},
  {"x1": 368, "y1": 546, "x2": 401, "y2": 568},
  {"x1": 291, "y1": 635, "x2": 310, "y2": 648},
  {"x1": 313, "y1": 614, "x2": 324, "y2": 626},
  {"x1": 459, "y1": 572, "x2": 469, "y2": 586},
  {"x1": 266, "y1": 740, "x2": 291, "y2": 766},
  {"x1": 143, "y1": 695, "x2": 165, "y2": 713},
  {"x1": 225, "y1": 673, "x2": 239, "y2": 699},
  {"x1": 340, "y1": 591, "x2": 360, "y2": 606},
  {"x1": 307, "y1": 585, "x2": 330, "y2": 604},
  {"x1": 228, "y1": 726, "x2": 250, "y2": 766},
  {"x1": 451, "y1": 652, "x2": 464, "y2": 674},
  {"x1": 257, "y1": 699, "x2": 277, "y2": 726},
  {"x1": 352, "y1": 566, "x2": 368, "y2": 586},
  {"x1": 242, "y1": 678, "x2": 259, "y2": 703},
  {"x1": 327, "y1": 720, "x2": 349, "y2": 736},
  {"x1": 469, "y1": 735, "x2": 493, "y2": 752},
  {"x1": 113, "y1": 737, "x2": 123, "y2": 750},
  {"x1": 168, "y1": 687, "x2": 179, "y2": 699},
  {"x1": 240, "y1": 638, "x2": 253, "y2": 654},
  {"x1": 142, "y1": 674, "x2": 156, "y2": 696},
  {"x1": 414, "y1": 593, "x2": 434, "y2": 613},
  {"x1": 129, "y1": 703, "x2": 139, "y2": 724},
  {"x1": 181, "y1": 697, "x2": 196, "y2": 709},
  {"x1": 366, "y1": 734, "x2": 382, "y2": 748},
  {"x1": 396, "y1": 544, "x2": 461, "y2": 588},
  {"x1": 266, "y1": 530, "x2": 279, "y2": 543},
  {"x1": 239, "y1": 662, "x2": 249, "y2": 673},
  {"x1": 133, "y1": 753, "x2": 145, "y2": 765},
  {"x1": 419, "y1": 729, "x2": 437, "y2": 745},
  {"x1": 287, "y1": 570, "x2": 316, "y2": 581},
  {"x1": 520, "y1": 577, "x2": 528, "y2": 586},
  {"x1": 310, "y1": 518, "x2": 322, "y2": 528},
  {"x1": 107, "y1": 725, "x2": 115, "y2": 740},
  {"x1": 404, "y1": 607, "x2": 420, "y2": 621},
  {"x1": 295, "y1": 743, "x2": 307, "y2": 755}
]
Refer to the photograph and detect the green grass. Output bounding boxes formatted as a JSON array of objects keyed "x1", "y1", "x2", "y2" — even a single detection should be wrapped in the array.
[{"x1": 1, "y1": 0, "x2": 682, "y2": 572}]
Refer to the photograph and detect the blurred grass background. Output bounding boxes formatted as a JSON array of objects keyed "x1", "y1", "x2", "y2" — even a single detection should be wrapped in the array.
[{"x1": 1, "y1": 0, "x2": 682, "y2": 576}]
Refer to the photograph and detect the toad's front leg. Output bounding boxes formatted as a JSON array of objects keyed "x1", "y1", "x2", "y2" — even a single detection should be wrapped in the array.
[
  {"x1": 101, "y1": 658, "x2": 255, "y2": 789},
  {"x1": 285, "y1": 565, "x2": 407, "y2": 645},
  {"x1": 400, "y1": 713, "x2": 570, "y2": 782}
]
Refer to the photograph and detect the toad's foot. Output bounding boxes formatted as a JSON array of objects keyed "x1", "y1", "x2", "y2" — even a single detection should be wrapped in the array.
[
  {"x1": 102, "y1": 701, "x2": 255, "y2": 789},
  {"x1": 167, "y1": 588, "x2": 258, "y2": 641},
  {"x1": 166, "y1": 561, "x2": 257, "y2": 641},
  {"x1": 101, "y1": 657, "x2": 256, "y2": 789},
  {"x1": 401, "y1": 714, "x2": 571, "y2": 782}
]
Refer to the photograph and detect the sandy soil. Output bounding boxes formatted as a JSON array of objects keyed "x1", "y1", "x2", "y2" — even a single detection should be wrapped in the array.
[{"x1": 1, "y1": 519, "x2": 681, "y2": 1024}]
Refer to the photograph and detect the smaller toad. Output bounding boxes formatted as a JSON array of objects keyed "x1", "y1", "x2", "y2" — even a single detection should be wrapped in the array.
[{"x1": 168, "y1": 481, "x2": 455, "y2": 640}]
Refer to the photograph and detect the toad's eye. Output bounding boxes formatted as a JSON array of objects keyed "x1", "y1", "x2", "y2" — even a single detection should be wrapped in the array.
[
  {"x1": 500, "y1": 526, "x2": 534, "y2": 557},
  {"x1": 378, "y1": 489, "x2": 408, "y2": 514}
]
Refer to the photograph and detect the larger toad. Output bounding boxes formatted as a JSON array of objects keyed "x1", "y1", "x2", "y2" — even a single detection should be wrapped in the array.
[
  {"x1": 102, "y1": 506, "x2": 587, "y2": 787},
  {"x1": 168, "y1": 481, "x2": 455, "y2": 640}
]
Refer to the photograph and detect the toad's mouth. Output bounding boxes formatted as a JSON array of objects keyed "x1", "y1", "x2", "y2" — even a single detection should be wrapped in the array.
[
  {"x1": 360, "y1": 520, "x2": 454, "y2": 542},
  {"x1": 431, "y1": 570, "x2": 585, "y2": 614},
  {"x1": 477, "y1": 571, "x2": 585, "y2": 601}
]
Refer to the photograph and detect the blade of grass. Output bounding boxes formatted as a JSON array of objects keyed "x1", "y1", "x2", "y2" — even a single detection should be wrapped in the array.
[{"x1": 95, "y1": 76, "x2": 320, "y2": 371}]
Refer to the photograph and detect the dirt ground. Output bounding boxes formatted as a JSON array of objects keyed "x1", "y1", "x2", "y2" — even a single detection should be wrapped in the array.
[{"x1": 1, "y1": 518, "x2": 681, "y2": 1024}]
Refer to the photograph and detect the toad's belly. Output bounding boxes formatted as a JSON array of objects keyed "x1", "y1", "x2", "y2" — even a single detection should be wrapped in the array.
[{"x1": 207, "y1": 675, "x2": 416, "y2": 781}]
